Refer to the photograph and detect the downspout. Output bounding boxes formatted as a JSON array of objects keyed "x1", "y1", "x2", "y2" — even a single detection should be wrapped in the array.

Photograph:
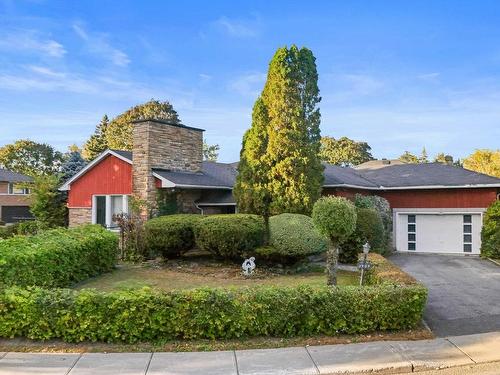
[{"x1": 195, "y1": 203, "x2": 204, "y2": 215}]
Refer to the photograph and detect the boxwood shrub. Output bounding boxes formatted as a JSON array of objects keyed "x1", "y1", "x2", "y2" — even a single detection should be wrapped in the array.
[
  {"x1": 481, "y1": 200, "x2": 500, "y2": 259},
  {"x1": 194, "y1": 214, "x2": 265, "y2": 259},
  {"x1": 262, "y1": 213, "x2": 328, "y2": 263},
  {"x1": 144, "y1": 214, "x2": 203, "y2": 258},
  {"x1": 0, "y1": 225, "x2": 118, "y2": 288}
]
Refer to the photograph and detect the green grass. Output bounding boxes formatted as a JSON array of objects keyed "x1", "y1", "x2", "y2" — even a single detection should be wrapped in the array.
[{"x1": 75, "y1": 261, "x2": 359, "y2": 292}]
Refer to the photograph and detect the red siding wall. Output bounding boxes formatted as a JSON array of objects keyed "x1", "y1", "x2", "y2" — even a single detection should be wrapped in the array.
[
  {"x1": 67, "y1": 155, "x2": 132, "y2": 208},
  {"x1": 323, "y1": 187, "x2": 498, "y2": 209}
]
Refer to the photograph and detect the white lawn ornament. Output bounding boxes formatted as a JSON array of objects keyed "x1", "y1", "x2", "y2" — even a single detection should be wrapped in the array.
[{"x1": 242, "y1": 257, "x2": 256, "y2": 276}]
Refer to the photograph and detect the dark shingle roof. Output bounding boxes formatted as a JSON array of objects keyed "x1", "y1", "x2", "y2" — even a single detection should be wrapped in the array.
[
  {"x1": 153, "y1": 161, "x2": 237, "y2": 188},
  {"x1": 111, "y1": 149, "x2": 133, "y2": 161},
  {"x1": 0, "y1": 169, "x2": 33, "y2": 183},
  {"x1": 355, "y1": 163, "x2": 500, "y2": 188},
  {"x1": 323, "y1": 164, "x2": 378, "y2": 188}
]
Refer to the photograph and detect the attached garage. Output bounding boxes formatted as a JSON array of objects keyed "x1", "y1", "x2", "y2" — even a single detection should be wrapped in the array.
[
  {"x1": 394, "y1": 210, "x2": 483, "y2": 255},
  {"x1": 0, "y1": 205, "x2": 33, "y2": 223}
]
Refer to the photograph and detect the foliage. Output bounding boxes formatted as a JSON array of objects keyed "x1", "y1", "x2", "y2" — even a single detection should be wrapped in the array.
[
  {"x1": 0, "y1": 139, "x2": 63, "y2": 176},
  {"x1": 312, "y1": 196, "x2": 357, "y2": 285},
  {"x1": 145, "y1": 214, "x2": 203, "y2": 258},
  {"x1": 312, "y1": 197, "x2": 357, "y2": 243},
  {"x1": 434, "y1": 153, "x2": 462, "y2": 167},
  {"x1": 194, "y1": 214, "x2": 265, "y2": 259},
  {"x1": 0, "y1": 257, "x2": 426, "y2": 342},
  {"x1": 16, "y1": 221, "x2": 48, "y2": 236},
  {"x1": 399, "y1": 151, "x2": 419, "y2": 164},
  {"x1": 365, "y1": 253, "x2": 419, "y2": 285},
  {"x1": 265, "y1": 213, "x2": 328, "y2": 262},
  {"x1": 340, "y1": 208, "x2": 385, "y2": 264},
  {"x1": 353, "y1": 194, "x2": 392, "y2": 253},
  {"x1": 0, "y1": 225, "x2": 117, "y2": 288},
  {"x1": 0, "y1": 224, "x2": 19, "y2": 239},
  {"x1": 203, "y1": 142, "x2": 220, "y2": 161},
  {"x1": 463, "y1": 149, "x2": 500, "y2": 177},
  {"x1": 481, "y1": 200, "x2": 500, "y2": 258},
  {"x1": 61, "y1": 149, "x2": 86, "y2": 182},
  {"x1": 419, "y1": 147, "x2": 429, "y2": 163},
  {"x1": 113, "y1": 197, "x2": 148, "y2": 261},
  {"x1": 234, "y1": 46, "x2": 324, "y2": 217},
  {"x1": 319, "y1": 136, "x2": 373, "y2": 166},
  {"x1": 156, "y1": 189, "x2": 178, "y2": 216},
  {"x1": 82, "y1": 115, "x2": 109, "y2": 161},
  {"x1": 105, "y1": 99, "x2": 181, "y2": 151},
  {"x1": 29, "y1": 174, "x2": 67, "y2": 228}
]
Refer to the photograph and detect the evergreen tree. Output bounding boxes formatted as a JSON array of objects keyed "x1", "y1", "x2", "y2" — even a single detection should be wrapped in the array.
[
  {"x1": 30, "y1": 174, "x2": 67, "y2": 228},
  {"x1": 82, "y1": 115, "x2": 109, "y2": 160},
  {"x1": 234, "y1": 45, "x2": 323, "y2": 216},
  {"x1": 61, "y1": 148, "x2": 87, "y2": 182},
  {"x1": 419, "y1": 147, "x2": 429, "y2": 163}
]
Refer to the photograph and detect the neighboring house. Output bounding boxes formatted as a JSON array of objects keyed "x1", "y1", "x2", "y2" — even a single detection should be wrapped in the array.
[
  {"x1": 61, "y1": 119, "x2": 500, "y2": 255},
  {"x1": 0, "y1": 169, "x2": 33, "y2": 223}
]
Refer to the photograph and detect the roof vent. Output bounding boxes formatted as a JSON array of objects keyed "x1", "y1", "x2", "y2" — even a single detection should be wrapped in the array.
[{"x1": 382, "y1": 159, "x2": 391, "y2": 165}]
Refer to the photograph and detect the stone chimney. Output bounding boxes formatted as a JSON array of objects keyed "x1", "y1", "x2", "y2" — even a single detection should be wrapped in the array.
[{"x1": 132, "y1": 119, "x2": 204, "y2": 217}]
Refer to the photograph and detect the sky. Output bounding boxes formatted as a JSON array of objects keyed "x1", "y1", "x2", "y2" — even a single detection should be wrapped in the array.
[{"x1": 1, "y1": 0, "x2": 500, "y2": 163}]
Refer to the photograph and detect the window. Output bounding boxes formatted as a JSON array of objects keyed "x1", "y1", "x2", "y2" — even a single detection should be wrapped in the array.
[
  {"x1": 463, "y1": 215, "x2": 473, "y2": 253},
  {"x1": 407, "y1": 214, "x2": 416, "y2": 251},
  {"x1": 92, "y1": 195, "x2": 129, "y2": 229},
  {"x1": 8, "y1": 183, "x2": 30, "y2": 195}
]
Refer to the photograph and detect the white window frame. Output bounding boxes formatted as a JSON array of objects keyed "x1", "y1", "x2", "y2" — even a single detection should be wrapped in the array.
[
  {"x1": 91, "y1": 194, "x2": 129, "y2": 229},
  {"x1": 7, "y1": 183, "x2": 30, "y2": 195}
]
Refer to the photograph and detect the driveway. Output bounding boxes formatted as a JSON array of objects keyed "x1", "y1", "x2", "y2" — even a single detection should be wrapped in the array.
[{"x1": 390, "y1": 253, "x2": 500, "y2": 337}]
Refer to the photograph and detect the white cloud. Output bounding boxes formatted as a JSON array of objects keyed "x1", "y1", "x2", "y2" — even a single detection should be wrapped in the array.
[
  {"x1": 72, "y1": 23, "x2": 130, "y2": 67},
  {"x1": 0, "y1": 29, "x2": 66, "y2": 57},
  {"x1": 340, "y1": 74, "x2": 384, "y2": 96},
  {"x1": 228, "y1": 72, "x2": 266, "y2": 98},
  {"x1": 213, "y1": 16, "x2": 260, "y2": 38},
  {"x1": 199, "y1": 73, "x2": 212, "y2": 83},
  {"x1": 417, "y1": 72, "x2": 440, "y2": 82}
]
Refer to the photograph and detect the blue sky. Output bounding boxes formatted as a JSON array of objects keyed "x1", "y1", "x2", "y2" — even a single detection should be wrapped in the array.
[{"x1": 1, "y1": 0, "x2": 500, "y2": 162}]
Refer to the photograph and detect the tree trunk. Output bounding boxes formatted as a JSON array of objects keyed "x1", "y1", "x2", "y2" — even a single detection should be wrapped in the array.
[{"x1": 326, "y1": 243, "x2": 338, "y2": 286}]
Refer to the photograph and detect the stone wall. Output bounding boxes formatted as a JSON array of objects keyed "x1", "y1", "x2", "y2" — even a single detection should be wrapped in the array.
[
  {"x1": 132, "y1": 119, "x2": 203, "y2": 218},
  {"x1": 68, "y1": 208, "x2": 92, "y2": 227}
]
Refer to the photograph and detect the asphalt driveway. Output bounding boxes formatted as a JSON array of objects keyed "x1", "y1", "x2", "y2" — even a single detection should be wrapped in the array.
[{"x1": 390, "y1": 253, "x2": 500, "y2": 337}]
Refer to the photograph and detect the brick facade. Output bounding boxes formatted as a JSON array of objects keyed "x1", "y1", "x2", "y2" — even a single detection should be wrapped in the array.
[
  {"x1": 68, "y1": 207, "x2": 92, "y2": 227},
  {"x1": 132, "y1": 119, "x2": 203, "y2": 217}
]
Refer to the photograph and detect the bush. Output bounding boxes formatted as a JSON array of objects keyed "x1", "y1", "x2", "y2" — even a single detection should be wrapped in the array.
[
  {"x1": 0, "y1": 224, "x2": 18, "y2": 239},
  {"x1": 145, "y1": 214, "x2": 203, "y2": 258},
  {"x1": 312, "y1": 197, "x2": 357, "y2": 243},
  {"x1": 354, "y1": 194, "x2": 392, "y2": 253},
  {"x1": 262, "y1": 213, "x2": 327, "y2": 263},
  {"x1": 194, "y1": 214, "x2": 265, "y2": 259},
  {"x1": 481, "y1": 200, "x2": 500, "y2": 258},
  {"x1": 340, "y1": 208, "x2": 385, "y2": 264},
  {"x1": 17, "y1": 221, "x2": 47, "y2": 236},
  {"x1": 0, "y1": 225, "x2": 118, "y2": 288}
]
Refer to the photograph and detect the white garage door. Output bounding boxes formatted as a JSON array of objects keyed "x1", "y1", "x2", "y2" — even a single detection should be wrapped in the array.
[{"x1": 395, "y1": 212, "x2": 482, "y2": 254}]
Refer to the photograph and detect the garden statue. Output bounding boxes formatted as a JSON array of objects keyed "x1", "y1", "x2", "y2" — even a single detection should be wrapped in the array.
[{"x1": 242, "y1": 257, "x2": 256, "y2": 276}]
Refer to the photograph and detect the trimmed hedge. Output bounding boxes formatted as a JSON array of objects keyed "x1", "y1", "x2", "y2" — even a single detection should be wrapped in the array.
[
  {"x1": 0, "y1": 282, "x2": 427, "y2": 343},
  {"x1": 144, "y1": 214, "x2": 203, "y2": 258},
  {"x1": 0, "y1": 254, "x2": 426, "y2": 343},
  {"x1": 194, "y1": 214, "x2": 265, "y2": 259},
  {"x1": 266, "y1": 213, "x2": 328, "y2": 262},
  {"x1": 0, "y1": 225, "x2": 118, "y2": 288},
  {"x1": 481, "y1": 200, "x2": 500, "y2": 259}
]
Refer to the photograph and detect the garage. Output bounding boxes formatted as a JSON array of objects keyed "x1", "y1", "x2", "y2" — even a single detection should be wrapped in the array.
[
  {"x1": 1, "y1": 206, "x2": 33, "y2": 224},
  {"x1": 395, "y1": 210, "x2": 482, "y2": 255}
]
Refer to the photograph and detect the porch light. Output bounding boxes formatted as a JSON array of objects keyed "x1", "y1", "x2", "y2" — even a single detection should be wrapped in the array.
[{"x1": 362, "y1": 242, "x2": 371, "y2": 255}]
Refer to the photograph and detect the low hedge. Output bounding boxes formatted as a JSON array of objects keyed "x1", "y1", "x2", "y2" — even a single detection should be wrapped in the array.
[
  {"x1": 0, "y1": 254, "x2": 426, "y2": 343},
  {"x1": 144, "y1": 214, "x2": 203, "y2": 258},
  {"x1": 481, "y1": 200, "x2": 500, "y2": 259},
  {"x1": 0, "y1": 225, "x2": 118, "y2": 288},
  {"x1": 0, "y1": 282, "x2": 427, "y2": 343},
  {"x1": 194, "y1": 214, "x2": 265, "y2": 259}
]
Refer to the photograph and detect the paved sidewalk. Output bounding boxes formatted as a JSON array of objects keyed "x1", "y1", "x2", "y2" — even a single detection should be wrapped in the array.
[{"x1": 0, "y1": 331, "x2": 499, "y2": 374}]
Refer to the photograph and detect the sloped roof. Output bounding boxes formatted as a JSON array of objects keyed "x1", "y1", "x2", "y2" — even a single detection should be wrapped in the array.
[
  {"x1": 0, "y1": 169, "x2": 33, "y2": 183},
  {"x1": 154, "y1": 161, "x2": 237, "y2": 189},
  {"x1": 323, "y1": 163, "x2": 378, "y2": 188}
]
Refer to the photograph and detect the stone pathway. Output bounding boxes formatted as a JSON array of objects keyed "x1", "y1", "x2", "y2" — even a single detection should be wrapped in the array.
[{"x1": 1, "y1": 331, "x2": 499, "y2": 374}]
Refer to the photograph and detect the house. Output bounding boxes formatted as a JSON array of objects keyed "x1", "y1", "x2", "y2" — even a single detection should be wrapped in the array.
[
  {"x1": 0, "y1": 169, "x2": 33, "y2": 223},
  {"x1": 61, "y1": 119, "x2": 500, "y2": 255}
]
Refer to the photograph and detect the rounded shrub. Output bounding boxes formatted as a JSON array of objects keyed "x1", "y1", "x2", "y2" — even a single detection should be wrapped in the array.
[
  {"x1": 145, "y1": 214, "x2": 203, "y2": 258},
  {"x1": 265, "y1": 213, "x2": 327, "y2": 262},
  {"x1": 312, "y1": 196, "x2": 357, "y2": 243},
  {"x1": 194, "y1": 214, "x2": 265, "y2": 259},
  {"x1": 481, "y1": 200, "x2": 500, "y2": 258},
  {"x1": 340, "y1": 208, "x2": 385, "y2": 264}
]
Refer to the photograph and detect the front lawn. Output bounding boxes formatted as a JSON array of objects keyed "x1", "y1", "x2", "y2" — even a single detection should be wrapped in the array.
[{"x1": 75, "y1": 254, "x2": 359, "y2": 292}]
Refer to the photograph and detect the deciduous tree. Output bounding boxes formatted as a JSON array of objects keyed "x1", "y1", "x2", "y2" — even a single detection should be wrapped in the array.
[
  {"x1": 319, "y1": 136, "x2": 373, "y2": 166},
  {"x1": 203, "y1": 142, "x2": 220, "y2": 161},
  {"x1": 0, "y1": 140, "x2": 63, "y2": 176},
  {"x1": 463, "y1": 149, "x2": 500, "y2": 177}
]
